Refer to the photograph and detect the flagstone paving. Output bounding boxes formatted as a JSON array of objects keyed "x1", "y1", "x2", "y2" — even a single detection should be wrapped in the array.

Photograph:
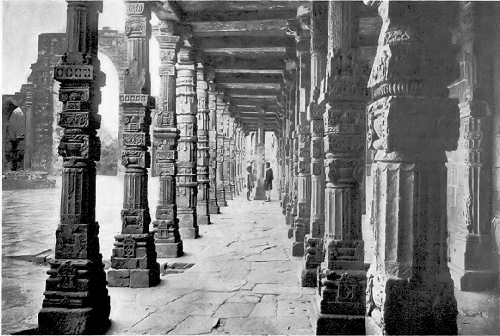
[{"x1": 107, "y1": 194, "x2": 316, "y2": 335}]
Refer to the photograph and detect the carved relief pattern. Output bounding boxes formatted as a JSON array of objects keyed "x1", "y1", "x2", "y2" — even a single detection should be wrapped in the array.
[
  {"x1": 364, "y1": 2, "x2": 459, "y2": 333},
  {"x1": 195, "y1": 62, "x2": 211, "y2": 223},
  {"x1": 215, "y1": 94, "x2": 227, "y2": 206},
  {"x1": 175, "y1": 43, "x2": 199, "y2": 237},
  {"x1": 152, "y1": 25, "x2": 182, "y2": 251},
  {"x1": 207, "y1": 82, "x2": 219, "y2": 213},
  {"x1": 39, "y1": 2, "x2": 110, "y2": 332},
  {"x1": 109, "y1": 1, "x2": 160, "y2": 287}
]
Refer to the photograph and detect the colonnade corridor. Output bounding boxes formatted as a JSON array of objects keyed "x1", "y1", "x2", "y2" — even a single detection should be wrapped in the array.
[{"x1": 3, "y1": 0, "x2": 500, "y2": 335}]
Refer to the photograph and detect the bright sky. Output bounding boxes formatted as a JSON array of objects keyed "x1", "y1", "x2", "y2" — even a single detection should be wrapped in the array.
[{"x1": 2, "y1": 0, "x2": 160, "y2": 137}]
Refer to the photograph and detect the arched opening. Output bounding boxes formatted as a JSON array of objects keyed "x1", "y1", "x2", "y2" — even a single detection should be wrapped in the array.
[{"x1": 97, "y1": 51, "x2": 120, "y2": 176}]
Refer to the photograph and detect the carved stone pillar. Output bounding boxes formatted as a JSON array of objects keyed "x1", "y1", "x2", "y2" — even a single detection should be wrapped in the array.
[
  {"x1": 313, "y1": 2, "x2": 369, "y2": 334},
  {"x1": 151, "y1": 21, "x2": 183, "y2": 258},
  {"x1": 108, "y1": 1, "x2": 160, "y2": 288},
  {"x1": 176, "y1": 39, "x2": 199, "y2": 238},
  {"x1": 223, "y1": 113, "x2": 234, "y2": 201},
  {"x1": 207, "y1": 77, "x2": 220, "y2": 214},
  {"x1": 291, "y1": 15, "x2": 311, "y2": 257},
  {"x1": 364, "y1": 2, "x2": 459, "y2": 334},
  {"x1": 38, "y1": 1, "x2": 110, "y2": 333},
  {"x1": 285, "y1": 68, "x2": 297, "y2": 232},
  {"x1": 302, "y1": 0, "x2": 328, "y2": 287},
  {"x1": 216, "y1": 93, "x2": 228, "y2": 207},
  {"x1": 195, "y1": 61, "x2": 211, "y2": 225},
  {"x1": 447, "y1": 1, "x2": 497, "y2": 291},
  {"x1": 254, "y1": 122, "x2": 266, "y2": 200}
]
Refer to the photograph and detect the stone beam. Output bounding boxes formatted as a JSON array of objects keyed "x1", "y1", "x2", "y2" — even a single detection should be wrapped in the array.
[
  {"x1": 204, "y1": 56, "x2": 285, "y2": 71},
  {"x1": 191, "y1": 19, "x2": 289, "y2": 37}
]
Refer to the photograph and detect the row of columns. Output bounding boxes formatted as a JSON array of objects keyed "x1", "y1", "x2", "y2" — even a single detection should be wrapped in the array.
[
  {"x1": 39, "y1": 1, "x2": 248, "y2": 333},
  {"x1": 280, "y1": 1, "x2": 459, "y2": 335}
]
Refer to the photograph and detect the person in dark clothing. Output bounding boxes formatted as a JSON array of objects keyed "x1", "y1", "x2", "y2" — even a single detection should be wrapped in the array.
[
  {"x1": 264, "y1": 162, "x2": 273, "y2": 202},
  {"x1": 246, "y1": 164, "x2": 255, "y2": 201}
]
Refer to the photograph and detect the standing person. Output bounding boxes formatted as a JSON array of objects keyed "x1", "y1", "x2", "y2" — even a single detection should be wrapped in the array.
[
  {"x1": 246, "y1": 164, "x2": 255, "y2": 201},
  {"x1": 264, "y1": 162, "x2": 273, "y2": 202}
]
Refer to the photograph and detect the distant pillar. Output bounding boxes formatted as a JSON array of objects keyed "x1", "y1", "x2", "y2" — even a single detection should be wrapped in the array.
[
  {"x1": 175, "y1": 38, "x2": 199, "y2": 238},
  {"x1": 195, "y1": 61, "x2": 211, "y2": 225},
  {"x1": 254, "y1": 124, "x2": 266, "y2": 200},
  {"x1": 108, "y1": 0, "x2": 160, "y2": 288},
  {"x1": 223, "y1": 112, "x2": 234, "y2": 201},
  {"x1": 291, "y1": 15, "x2": 311, "y2": 257},
  {"x1": 216, "y1": 93, "x2": 228, "y2": 207},
  {"x1": 302, "y1": 0, "x2": 327, "y2": 287},
  {"x1": 38, "y1": 1, "x2": 110, "y2": 333},
  {"x1": 365, "y1": 1, "x2": 458, "y2": 334},
  {"x1": 207, "y1": 76, "x2": 220, "y2": 214},
  {"x1": 447, "y1": 2, "x2": 497, "y2": 291},
  {"x1": 151, "y1": 20, "x2": 183, "y2": 258}
]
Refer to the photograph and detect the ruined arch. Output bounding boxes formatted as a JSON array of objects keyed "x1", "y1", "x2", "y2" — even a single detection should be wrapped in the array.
[{"x1": 4, "y1": 29, "x2": 127, "y2": 173}]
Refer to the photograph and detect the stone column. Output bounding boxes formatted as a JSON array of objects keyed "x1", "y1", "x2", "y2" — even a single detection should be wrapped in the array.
[
  {"x1": 38, "y1": 1, "x2": 110, "y2": 333},
  {"x1": 447, "y1": 1, "x2": 497, "y2": 291},
  {"x1": 229, "y1": 119, "x2": 237, "y2": 197},
  {"x1": 223, "y1": 113, "x2": 234, "y2": 201},
  {"x1": 254, "y1": 122, "x2": 267, "y2": 200},
  {"x1": 195, "y1": 61, "x2": 211, "y2": 225},
  {"x1": 216, "y1": 92, "x2": 228, "y2": 206},
  {"x1": 207, "y1": 76, "x2": 220, "y2": 214},
  {"x1": 291, "y1": 14, "x2": 311, "y2": 257},
  {"x1": 108, "y1": 1, "x2": 160, "y2": 288},
  {"x1": 302, "y1": 0, "x2": 328, "y2": 287},
  {"x1": 313, "y1": 1, "x2": 369, "y2": 333},
  {"x1": 364, "y1": 1, "x2": 459, "y2": 334},
  {"x1": 284, "y1": 68, "x2": 297, "y2": 232},
  {"x1": 151, "y1": 21, "x2": 183, "y2": 258},
  {"x1": 176, "y1": 38, "x2": 199, "y2": 238}
]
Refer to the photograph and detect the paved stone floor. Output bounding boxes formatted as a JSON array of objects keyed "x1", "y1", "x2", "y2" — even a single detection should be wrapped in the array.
[
  {"x1": 2, "y1": 176, "x2": 500, "y2": 334},
  {"x1": 107, "y1": 193, "x2": 316, "y2": 335}
]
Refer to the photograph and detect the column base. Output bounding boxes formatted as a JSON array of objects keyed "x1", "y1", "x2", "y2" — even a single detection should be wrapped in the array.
[
  {"x1": 254, "y1": 186, "x2": 266, "y2": 200},
  {"x1": 179, "y1": 211, "x2": 199, "y2": 238},
  {"x1": 180, "y1": 226, "x2": 199, "y2": 239},
  {"x1": 209, "y1": 200, "x2": 220, "y2": 214},
  {"x1": 449, "y1": 264, "x2": 498, "y2": 291},
  {"x1": 107, "y1": 267, "x2": 160, "y2": 288},
  {"x1": 197, "y1": 203, "x2": 211, "y2": 225},
  {"x1": 38, "y1": 258, "x2": 110, "y2": 334},
  {"x1": 292, "y1": 241, "x2": 304, "y2": 257},
  {"x1": 156, "y1": 241, "x2": 183, "y2": 258},
  {"x1": 38, "y1": 306, "x2": 111, "y2": 335},
  {"x1": 301, "y1": 266, "x2": 318, "y2": 287},
  {"x1": 197, "y1": 214, "x2": 211, "y2": 225}
]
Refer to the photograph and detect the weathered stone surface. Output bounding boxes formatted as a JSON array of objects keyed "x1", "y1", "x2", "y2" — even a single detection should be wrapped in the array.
[
  {"x1": 170, "y1": 315, "x2": 220, "y2": 335},
  {"x1": 109, "y1": 1, "x2": 159, "y2": 288},
  {"x1": 214, "y1": 302, "x2": 256, "y2": 318},
  {"x1": 152, "y1": 22, "x2": 183, "y2": 258}
]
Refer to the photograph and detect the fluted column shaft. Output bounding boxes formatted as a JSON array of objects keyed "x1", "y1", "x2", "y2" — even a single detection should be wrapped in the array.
[
  {"x1": 207, "y1": 79, "x2": 220, "y2": 213},
  {"x1": 365, "y1": 2, "x2": 459, "y2": 334},
  {"x1": 38, "y1": 1, "x2": 110, "y2": 333},
  {"x1": 195, "y1": 62, "x2": 211, "y2": 225},
  {"x1": 108, "y1": 0, "x2": 160, "y2": 288},
  {"x1": 254, "y1": 124, "x2": 266, "y2": 200},
  {"x1": 151, "y1": 21, "x2": 183, "y2": 257}
]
